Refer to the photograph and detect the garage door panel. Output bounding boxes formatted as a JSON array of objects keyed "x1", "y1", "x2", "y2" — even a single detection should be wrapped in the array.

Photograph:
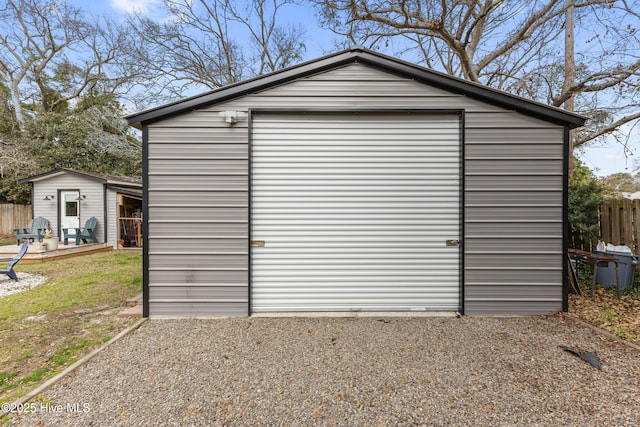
[
  {"x1": 252, "y1": 249, "x2": 460, "y2": 259},
  {"x1": 251, "y1": 113, "x2": 461, "y2": 312},
  {"x1": 251, "y1": 202, "x2": 459, "y2": 210},
  {"x1": 251, "y1": 240, "x2": 458, "y2": 248},
  {"x1": 252, "y1": 262, "x2": 460, "y2": 270},
  {"x1": 253, "y1": 294, "x2": 459, "y2": 311},
  {"x1": 253, "y1": 208, "x2": 459, "y2": 216}
]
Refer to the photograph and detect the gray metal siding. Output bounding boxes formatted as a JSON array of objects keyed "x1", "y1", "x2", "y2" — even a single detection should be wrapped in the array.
[
  {"x1": 146, "y1": 125, "x2": 249, "y2": 316},
  {"x1": 32, "y1": 174, "x2": 105, "y2": 242},
  {"x1": 146, "y1": 62, "x2": 565, "y2": 317},
  {"x1": 464, "y1": 125, "x2": 564, "y2": 315}
]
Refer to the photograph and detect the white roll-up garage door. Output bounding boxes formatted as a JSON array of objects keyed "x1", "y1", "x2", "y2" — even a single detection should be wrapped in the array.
[{"x1": 251, "y1": 113, "x2": 461, "y2": 312}]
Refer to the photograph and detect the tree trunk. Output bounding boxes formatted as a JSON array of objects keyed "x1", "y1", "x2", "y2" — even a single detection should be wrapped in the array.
[
  {"x1": 564, "y1": 0, "x2": 575, "y2": 176},
  {"x1": 10, "y1": 82, "x2": 24, "y2": 131}
]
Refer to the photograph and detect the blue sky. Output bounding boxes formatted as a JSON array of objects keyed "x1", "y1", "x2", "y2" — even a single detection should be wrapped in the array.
[
  {"x1": 72, "y1": 0, "x2": 636, "y2": 177},
  {"x1": 80, "y1": 0, "x2": 168, "y2": 17},
  {"x1": 578, "y1": 132, "x2": 638, "y2": 177},
  {"x1": 80, "y1": 0, "x2": 333, "y2": 57},
  {"x1": 108, "y1": 0, "x2": 161, "y2": 14}
]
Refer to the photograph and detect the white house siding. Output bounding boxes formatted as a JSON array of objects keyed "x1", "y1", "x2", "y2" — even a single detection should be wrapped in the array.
[
  {"x1": 32, "y1": 174, "x2": 105, "y2": 242},
  {"x1": 145, "y1": 62, "x2": 566, "y2": 316},
  {"x1": 106, "y1": 188, "x2": 118, "y2": 248}
]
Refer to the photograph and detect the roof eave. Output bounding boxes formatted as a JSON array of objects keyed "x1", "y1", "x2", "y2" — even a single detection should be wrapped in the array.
[
  {"x1": 17, "y1": 168, "x2": 107, "y2": 184},
  {"x1": 357, "y1": 52, "x2": 587, "y2": 128},
  {"x1": 18, "y1": 168, "x2": 142, "y2": 186},
  {"x1": 125, "y1": 47, "x2": 587, "y2": 129},
  {"x1": 125, "y1": 49, "x2": 360, "y2": 128}
]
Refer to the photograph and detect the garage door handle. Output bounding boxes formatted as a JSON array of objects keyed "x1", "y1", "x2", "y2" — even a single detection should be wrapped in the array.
[
  {"x1": 446, "y1": 239, "x2": 460, "y2": 247},
  {"x1": 251, "y1": 240, "x2": 265, "y2": 247}
]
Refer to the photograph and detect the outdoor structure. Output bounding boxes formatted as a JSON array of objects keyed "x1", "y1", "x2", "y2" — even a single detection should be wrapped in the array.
[
  {"x1": 127, "y1": 47, "x2": 586, "y2": 318},
  {"x1": 19, "y1": 169, "x2": 143, "y2": 249}
]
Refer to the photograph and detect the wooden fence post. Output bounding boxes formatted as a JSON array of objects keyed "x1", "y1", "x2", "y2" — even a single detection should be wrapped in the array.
[{"x1": 599, "y1": 199, "x2": 640, "y2": 254}]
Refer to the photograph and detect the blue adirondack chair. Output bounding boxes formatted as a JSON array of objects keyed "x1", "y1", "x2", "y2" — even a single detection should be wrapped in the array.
[
  {"x1": 13, "y1": 216, "x2": 50, "y2": 245},
  {"x1": 63, "y1": 217, "x2": 98, "y2": 245},
  {"x1": 0, "y1": 240, "x2": 29, "y2": 281}
]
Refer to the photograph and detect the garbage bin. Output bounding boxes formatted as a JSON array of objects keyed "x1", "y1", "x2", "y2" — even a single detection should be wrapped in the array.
[{"x1": 594, "y1": 251, "x2": 639, "y2": 289}]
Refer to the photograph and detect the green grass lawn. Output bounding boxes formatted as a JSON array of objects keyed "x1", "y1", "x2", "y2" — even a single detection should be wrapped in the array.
[
  {"x1": 0, "y1": 235, "x2": 15, "y2": 246},
  {"x1": 0, "y1": 250, "x2": 142, "y2": 406}
]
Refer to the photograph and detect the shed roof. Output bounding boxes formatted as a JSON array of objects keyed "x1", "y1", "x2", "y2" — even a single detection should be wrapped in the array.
[
  {"x1": 19, "y1": 168, "x2": 142, "y2": 188},
  {"x1": 109, "y1": 185, "x2": 143, "y2": 197},
  {"x1": 126, "y1": 46, "x2": 586, "y2": 129}
]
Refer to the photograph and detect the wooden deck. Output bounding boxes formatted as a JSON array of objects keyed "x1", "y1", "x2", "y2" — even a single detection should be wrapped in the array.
[{"x1": 0, "y1": 242, "x2": 114, "y2": 263}]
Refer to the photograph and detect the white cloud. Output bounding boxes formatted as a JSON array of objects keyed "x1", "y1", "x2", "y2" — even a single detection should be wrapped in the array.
[{"x1": 110, "y1": 0, "x2": 162, "y2": 14}]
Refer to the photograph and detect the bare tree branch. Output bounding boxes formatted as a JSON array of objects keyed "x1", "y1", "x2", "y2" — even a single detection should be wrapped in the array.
[
  {"x1": 125, "y1": 0, "x2": 307, "y2": 107},
  {"x1": 311, "y1": 0, "x2": 640, "y2": 154},
  {"x1": 576, "y1": 109, "x2": 640, "y2": 146},
  {"x1": 0, "y1": 0, "x2": 138, "y2": 130}
]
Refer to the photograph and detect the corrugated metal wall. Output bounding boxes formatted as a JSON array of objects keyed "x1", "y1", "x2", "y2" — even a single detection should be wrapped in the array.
[
  {"x1": 251, "y1": 113, "x2": 461, "y2": 312},
  {"x1": 145, "y1": 62, "x2": 565, "y2": 316}
]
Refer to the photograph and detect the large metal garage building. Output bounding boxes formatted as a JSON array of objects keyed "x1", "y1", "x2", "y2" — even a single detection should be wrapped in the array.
[{"x1": 126, "y1": 47, "x2": 586, "y2": 317}]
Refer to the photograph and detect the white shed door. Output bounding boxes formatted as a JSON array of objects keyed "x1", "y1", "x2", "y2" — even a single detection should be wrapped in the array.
[{"x1": 251, "y1": 113, "x2": 461, "y2": 312}]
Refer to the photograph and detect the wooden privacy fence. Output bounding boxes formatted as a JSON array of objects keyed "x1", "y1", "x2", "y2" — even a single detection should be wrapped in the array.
[
  {"x1": 0, "y1": 204, "x2": 32, "y2": 235},
  {"x1": 600, "y1": 199, "x2": 640, "y2": 254}
]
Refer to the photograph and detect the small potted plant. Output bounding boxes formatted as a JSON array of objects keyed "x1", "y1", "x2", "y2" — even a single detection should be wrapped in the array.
[{"x1": 43, "y1": 228, "x2": 59, "y2": 251}]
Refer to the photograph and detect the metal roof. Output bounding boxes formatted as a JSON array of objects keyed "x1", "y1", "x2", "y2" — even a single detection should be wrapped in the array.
[{"x1": 125, "y1": 46, "x2": 587, "y2": 129}]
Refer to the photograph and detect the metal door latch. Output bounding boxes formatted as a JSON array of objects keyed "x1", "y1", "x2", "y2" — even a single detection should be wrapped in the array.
[
  {"x1": 445, "y1": 239, "x2": 460, "y2": 247},
  {"x1": 251, "y1": 240, "x2": 265, "y2": 247}
]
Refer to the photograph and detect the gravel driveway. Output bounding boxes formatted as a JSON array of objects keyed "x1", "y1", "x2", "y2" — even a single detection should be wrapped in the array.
[{"x1": 6, "y1": 315, "x2": 640, "y2": 426}]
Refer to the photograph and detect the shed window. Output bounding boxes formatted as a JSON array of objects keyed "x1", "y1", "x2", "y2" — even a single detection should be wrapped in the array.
[{"x1": 64, "y1": 197, "x2": 78, "y2": 217}]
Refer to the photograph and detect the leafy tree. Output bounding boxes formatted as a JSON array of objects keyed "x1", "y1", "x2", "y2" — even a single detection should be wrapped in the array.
[
  {"x1": 0, "y1": 0, "x2": 137, "y2": 131},
  {"x1": 600, "y1": 172, "x2": 640, "y2": 196},
  {"x1": 569, "y1": 158, "x2": 606, "y2": 250},
  {"x1": 0, "y1": 0, "x2": 142, "y2": 204},
  {"x1": 0, "y1": 92, "x2": 141, "y2": 204}
]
